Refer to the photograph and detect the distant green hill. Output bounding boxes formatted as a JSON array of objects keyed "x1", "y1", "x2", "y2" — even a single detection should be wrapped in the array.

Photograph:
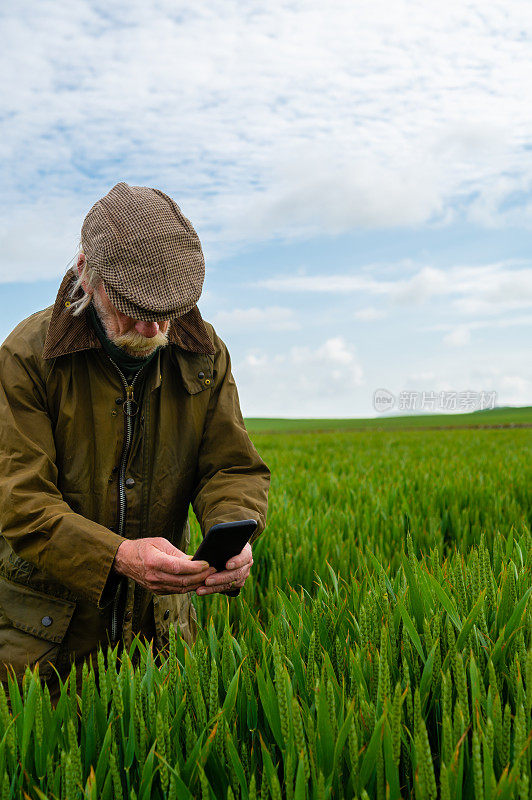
[{"x1": 244, "y1": 405, "x2": 532, "y2": 433}]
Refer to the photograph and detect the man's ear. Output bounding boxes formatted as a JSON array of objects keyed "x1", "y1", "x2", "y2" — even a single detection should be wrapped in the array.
[{"x1": 76, "y1": 253, "x2": 94, "y2": 295}]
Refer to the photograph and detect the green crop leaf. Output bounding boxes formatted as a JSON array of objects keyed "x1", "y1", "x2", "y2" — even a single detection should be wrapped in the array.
[
  {"x1": 383, "y1": 718, "x2": 401, "y2": 800},
  {"x1": 20, "y1": 676, "x2": 38, "y2": 766},
  {"x1": 316, "y1": 677, "x2": 335, "y2": 777},
  {"x1": 469, "y1": 655, "x2": 482, "y2": 718},
  {"x1": 30, "y1": 788, "x2": 50, "y2": 800},
  {"x1": 419, "y1": 642, "x2": 436, "y2": 713},
  {"x1": 277, "y1": 587, "x2": 305, "y2": 631},
  {"x1": 491, "y1": 587, "x2": 532, "y2": 666},
  {"x1": 163, "y1": 757, "x2": 195, "y2": 800},
  {"x1": 456, "y1": 590, "x2": 486, "y2": 651},
  {"x1": 397, "y1": 598, "x2": 425, "y2": 662},
  {"x1": 256, "y1": 663, "x2": 283, "y2": 749},
  {"x1": 401, "y1": 553, "x2": 426, "y2": 629},
  {"x1": 224, "y1": 730, "x2": 249, "y2": 800},
  {"x1": 95, "y1": 725, "x2": 113, "y2": 789},
  {"x1": 139, "y1": 742, "x2": 156, "y2": 800},
  {"x1": 222, "y1": 663, "x2": 241, "y2": 718},
  {"x1": 331, "y1": 700, "x2": 355, "y2": 779},
  {"x1": 294, "y1": 756, "x2": 307, "y2": 800},
  {"x1": 425, "y1": 571, "x2": 462, "y2": 632},
  {"x1": 358, "y1": 712, "x2": 385, "y2": 791}
]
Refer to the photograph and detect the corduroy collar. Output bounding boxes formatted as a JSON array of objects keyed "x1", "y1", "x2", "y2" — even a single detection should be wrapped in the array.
[{"x1": 42, "y1": 273, "x2": 215, "y2": 360}]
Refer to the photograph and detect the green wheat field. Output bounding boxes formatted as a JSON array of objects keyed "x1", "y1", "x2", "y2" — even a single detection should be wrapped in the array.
[{"x1": 1, "y1": 409, "x2": 531, "y2": 799}]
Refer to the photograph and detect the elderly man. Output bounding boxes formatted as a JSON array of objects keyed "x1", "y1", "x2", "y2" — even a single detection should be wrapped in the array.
[{"x1": 0, "y1": 182, "x2": 270, "y2": 697}]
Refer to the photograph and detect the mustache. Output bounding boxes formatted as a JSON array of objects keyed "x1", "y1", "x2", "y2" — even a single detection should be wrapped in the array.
[
  {"x1": 113, "y1": 328, "x2": 168, "y2": 346},
  {"x1": 112, "y1": 328, "x2": 169, "y2": 354}
]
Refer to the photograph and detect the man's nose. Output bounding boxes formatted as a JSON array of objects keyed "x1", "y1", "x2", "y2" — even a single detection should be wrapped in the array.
[{"x1": 134, "y1": 320, "x2": 159, "y2": 338}]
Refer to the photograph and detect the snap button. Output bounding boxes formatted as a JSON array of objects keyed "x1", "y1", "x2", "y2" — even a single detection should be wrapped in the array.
[
  {"x1": 115, "y1": 397, "x2": 123, "y2": 405},
  {"x1": 124, "y1": 611, "x2": 132, "y2": 622},
  {"x1": 41, "y1": 616, "x2": 53, "y2": 627},
  {"x1": 163, "y1": 609, "x2": 170, "y2": 620},
  {"x1": 198, "y1": 371, "x2": 205, "y2": 379},
  {"x1": 64, "y1": 301, "x2": 71, "y2": 308},
  {"x1": 125, "y1": 477, "x2": 135, "y2": 488}
]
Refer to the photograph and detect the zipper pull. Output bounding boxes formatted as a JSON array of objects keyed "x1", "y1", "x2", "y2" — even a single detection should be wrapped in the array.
[{"x1": 124, "y1": 384, "x2": 138, "y2": 417}]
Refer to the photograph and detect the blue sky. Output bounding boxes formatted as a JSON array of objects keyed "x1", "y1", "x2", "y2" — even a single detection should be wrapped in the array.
[{"x1": 1, "y1": 0, "x2": 531, "y2": 416}]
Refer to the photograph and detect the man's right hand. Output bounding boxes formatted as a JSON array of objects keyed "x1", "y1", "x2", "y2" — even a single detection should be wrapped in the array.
[{"x1": 113, "y1": 537, "x2": 216, "y2": 594}]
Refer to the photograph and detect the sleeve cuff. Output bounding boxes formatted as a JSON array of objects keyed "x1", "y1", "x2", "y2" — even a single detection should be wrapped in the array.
[
  {"x1": 201, "y1": 506, "x2": 266, "y2": 546},
  {"x1": 95, "y1": 535, "x2": 127, "y2": 609}
]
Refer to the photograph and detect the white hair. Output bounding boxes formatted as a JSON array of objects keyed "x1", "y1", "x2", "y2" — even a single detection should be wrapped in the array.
[{"x1": 67, "y1": 238, "x2": 102, "y2": 317}]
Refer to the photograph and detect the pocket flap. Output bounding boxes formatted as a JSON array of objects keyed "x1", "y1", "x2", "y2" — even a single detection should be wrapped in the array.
[
  {"x1": 173, "y1": 351, "x2": 214, "y2": 395},
  {"x1": 0, "y1": 577, "x2": 76, "y2": 644}
]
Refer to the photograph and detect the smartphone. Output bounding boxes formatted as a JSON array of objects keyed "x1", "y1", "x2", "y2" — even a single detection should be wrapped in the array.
[{"x1": 191, "y1": 519, "x2": 257, "y2": 597}]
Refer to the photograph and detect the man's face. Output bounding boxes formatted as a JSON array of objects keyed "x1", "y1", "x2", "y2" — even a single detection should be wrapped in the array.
[{"x1": 77, "y1": 254, "x2": 170, "y2": 359}]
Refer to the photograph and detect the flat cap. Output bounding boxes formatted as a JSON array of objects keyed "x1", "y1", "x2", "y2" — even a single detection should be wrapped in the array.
[{"x1": 81, "y1": 182, "x2": 205, "y2": 322}]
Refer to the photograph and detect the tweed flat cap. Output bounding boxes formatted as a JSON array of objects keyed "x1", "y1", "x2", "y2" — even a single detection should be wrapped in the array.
[{"x1": 81, "y1": 182, "x2": 205, "y2": 322}]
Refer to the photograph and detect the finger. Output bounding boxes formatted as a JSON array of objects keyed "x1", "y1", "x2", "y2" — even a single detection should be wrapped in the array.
[
  {"x1": 204, "y1": 563, "x2": 251, "y2": 587},
  {"x1": 147, "y1": 566, "x2": 214, "y2": 594},
  {"x1": 196, "y1": 578, "x2": 245, "y2": 596},
  {"x1": 225, "y1": 543, "x2": 252, "y2": 571},
  {"x1": 152, "y1": 569, "x2": 214, "y2": 592},
  {"x1": 156, "y1": 580, "x2": 207, "y2": 595},
  {"x1": 179, "y1": 567, "x2": 216, "y2": 586},
  {"x1": 152, "y1": 550, "x2": 213, "y2": 575}
]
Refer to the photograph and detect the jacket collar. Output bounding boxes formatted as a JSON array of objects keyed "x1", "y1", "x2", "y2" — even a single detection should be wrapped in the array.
[{"x1": 42, "y1": 273, "x2": 215, "y2": 360}]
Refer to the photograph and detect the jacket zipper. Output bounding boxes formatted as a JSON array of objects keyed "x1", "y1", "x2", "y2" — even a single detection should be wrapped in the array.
[{"x1": 106, "y1": 355, "x2": 146, "y2": 644}]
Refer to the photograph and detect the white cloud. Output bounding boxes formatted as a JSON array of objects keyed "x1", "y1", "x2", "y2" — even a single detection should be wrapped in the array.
[
  {"x1": 443, "y1": 326, "x2": 471, "y2": 347},
  {"x1": 212, "y1": 306, "x2": 299, "y2": 331},
  {"x1": 316, "y1": 337, "x2": 357, "y2": 366},
  {"x1": 2, "y1": 0, "x2": 532, "y2": 280},
  {"x1": 234, "y1": 336, "x2": 364, "y2": 416},
  {"x1": 256, "y1": 273, "x2": 394, "y2": 294},
  {"x1": 405, "y1": 371, "x2": 436, "y2": 382},
  {"x1": 446, "y1": 361, "x2": 532, "y2": 408},
  {"x1": 353, "y1": 306, "x2": 386, "y2": 321},
  {"x1": 255, "y1": 260, "x2": 532, "y2": 318},
  {"x1": 429, "y1": 312, "x2": 532, "y2": 345},
  {"x1": 498, "y1": 375, "x2": 530, "y2": 404}
]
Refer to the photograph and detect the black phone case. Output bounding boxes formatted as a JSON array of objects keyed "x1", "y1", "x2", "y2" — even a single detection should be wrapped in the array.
[{"x1": 191, "y1": 519, "x2": 257, "y2": 597}]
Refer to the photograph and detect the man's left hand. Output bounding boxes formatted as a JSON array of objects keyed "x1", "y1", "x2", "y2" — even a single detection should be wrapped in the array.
[{"x1": 195, "y1": 542, "x2": 253, "y2": 595}]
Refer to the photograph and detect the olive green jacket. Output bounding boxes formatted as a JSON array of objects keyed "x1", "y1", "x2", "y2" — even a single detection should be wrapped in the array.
[{"x1": 0, "y1": 274, "x2": 270, "y2": 683}]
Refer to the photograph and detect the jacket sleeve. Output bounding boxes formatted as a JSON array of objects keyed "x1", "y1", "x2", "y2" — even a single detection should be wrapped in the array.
[
  {"x1": 0, "y1": 342, "x2": 126, "y2": 608},
  {"x1": 191, "y1": 329, "x2": 270, "y2": 546}
]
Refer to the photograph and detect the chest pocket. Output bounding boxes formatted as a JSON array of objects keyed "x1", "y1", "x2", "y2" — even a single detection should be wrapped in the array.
[{"x1": 173, "y1": 351, "x2": 215, "y2": 395}]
